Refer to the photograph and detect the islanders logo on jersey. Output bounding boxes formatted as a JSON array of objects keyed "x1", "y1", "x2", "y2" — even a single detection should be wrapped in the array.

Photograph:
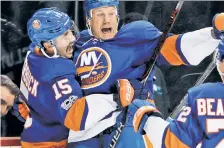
[{"x1": 75, "y1": 47, "x2": 112, "y2": 89}]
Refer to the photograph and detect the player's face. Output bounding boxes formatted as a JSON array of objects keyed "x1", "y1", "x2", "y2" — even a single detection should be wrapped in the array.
[
  {"x1": 0, "y1": 86, "x2": 15, "y2": 117},
  {"x1": 217, "y1": 59, "x2": 224, "y2": 82},
  {"x1": 90, "y1": 6, "x2": 118, "y2": 40},
  {"x1": 55, "y1": 30, "x2": 76, "y2": 58}
]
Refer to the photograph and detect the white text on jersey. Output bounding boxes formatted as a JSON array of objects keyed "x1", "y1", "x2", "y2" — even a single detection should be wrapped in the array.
[
  {"x1": 197, "y1": 98, "x2": 224, "y2": 116},
  {"x1": 21, "y1": 60, "x2": 39, "y2": 97}
]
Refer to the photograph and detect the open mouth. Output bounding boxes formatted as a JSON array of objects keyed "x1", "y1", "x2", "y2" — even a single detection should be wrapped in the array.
[{"x1": 101, "y1": 28, "x2": 112, "y2": 34}]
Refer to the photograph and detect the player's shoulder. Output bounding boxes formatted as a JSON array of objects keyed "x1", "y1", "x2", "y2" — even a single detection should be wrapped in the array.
[
  {"x1": 189, "y1": 82, "x2": 224, "y2": 93},
  {"x1": 76, "y1": 30, "x2": 92, "y2": 48},
  {"x1": 27, "y1": 52, "x2": 76, "y2": 82},
  {"x1": 122, "y1": 20, "x2": 156, "y2": 31},
  {"x1": 117, "y1": 20, "x2": 161, "y2": 39},
  {"x1": 188, "y1": 82, "x2": 224, "y2": 100}
]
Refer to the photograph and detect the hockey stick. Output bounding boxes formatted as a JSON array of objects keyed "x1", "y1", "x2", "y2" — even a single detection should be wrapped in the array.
[
  {"x1": 167, "y1": 54, "x2": 217, "y2": 120},
  {"x1": 109, "y1": 2, "x2": 184, "y2": 148},
  {"x1": 141, "y1": 1, "x2": 184, "y2": 84}
]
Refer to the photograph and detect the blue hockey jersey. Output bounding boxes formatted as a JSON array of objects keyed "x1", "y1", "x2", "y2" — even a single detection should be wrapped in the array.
[
  {"x1": 74, "y1": 21, "x2": 219, "y2": 99},
  {"x1": 71, "y1": 20, "x2": 219, "y2": 143},
  {"x1": 19, "y1": 44, "x2": 83, "y2": 147},
  {"x1": 19, "y1": 45, "x2": 123, "y2": 145},
  {"x1": 143, "y1": 82, "x2": 224, "y2": 148}
]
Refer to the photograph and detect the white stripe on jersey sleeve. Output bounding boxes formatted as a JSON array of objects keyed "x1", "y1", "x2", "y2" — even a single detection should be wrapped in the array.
[
  {"x1": 144, "y1": 116, "x2": 169, "y2": 148},
  {"x1": 84, "y1": 94, "x2": 117, "y2": 130},
  {"x1": 181, "y1": 27, "x2": 220, "y2": 65}
]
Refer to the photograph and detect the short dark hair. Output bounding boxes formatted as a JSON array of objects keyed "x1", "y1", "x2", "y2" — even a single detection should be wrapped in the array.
[{"x1": 1, "y1": 75, "x2": 20, "y2": 96}]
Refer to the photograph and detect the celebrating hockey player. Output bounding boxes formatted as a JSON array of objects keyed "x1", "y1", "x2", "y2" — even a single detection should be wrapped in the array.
[
  {"x1": 129, "y1": 15, "x2": 224, "y2": 148},
  {"x1": 72, "y1": 0, "x2": 224, "y2": 147},
  {"x1": 2, "y1": 7, "x2": 148, "y2": 148},
  {"x1": 16, "y1": 7, "x2": 126, "y2": 147},
  {"x1": 15, "y1": 7, "x2": 83, "y2": 147}
]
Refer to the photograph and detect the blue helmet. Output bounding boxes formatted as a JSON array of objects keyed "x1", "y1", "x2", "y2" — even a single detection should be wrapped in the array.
[
  {"x1": 27, "y1": 8, "x2": 76, "y2": 48},
  {"x1": 84, "y1": 0, "x2": 119, "y2": 18}
]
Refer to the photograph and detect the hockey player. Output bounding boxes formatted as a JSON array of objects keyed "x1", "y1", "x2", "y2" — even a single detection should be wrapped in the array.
[
  {"x1": 5, "y1": 7, "x2": 147, "y2": 148},
  {"x1": 1, "y1": 74, "x2": 145, "y2": 147},
  {"x1": 129, "y1": 27, "x2": 224, "y2": 147},
  {"x1": 72, "y1": 0, "x2": 224, "y2": 147},
  {"x1": 15, "y1": 7, "x2": 83, "y2": 147}
]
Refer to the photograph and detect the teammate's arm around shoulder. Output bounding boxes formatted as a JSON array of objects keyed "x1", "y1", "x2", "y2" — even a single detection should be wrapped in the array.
[
  {"x1": 51, "y1": 75, "x2": 121, "y2": 132},
  {"x1": 157, "y1": 13, "x2": 223, "y2": 67},
  {"x1": 49, "y1": 74, "x2": 84, "y2": 130}
]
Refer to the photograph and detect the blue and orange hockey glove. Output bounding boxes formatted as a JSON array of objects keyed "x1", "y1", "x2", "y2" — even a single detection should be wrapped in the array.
[
  {"x1": 212, "y1": 13, "x2": 224, "y2": 40},
  {"x1": 114, "y1": 79, "x2": 150, "y2": 108},
  {"x1": 128, "y1": 99, "x2": 163, "y2": 134}
]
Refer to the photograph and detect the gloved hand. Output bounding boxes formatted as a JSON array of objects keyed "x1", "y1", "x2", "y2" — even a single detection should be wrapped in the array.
[
  {"x1": 128, "y1": 99, "x2": 163, "y2": 134},
  {"x1": 11, "y1": 95, "x2": 30, "y2": 122},
  {"x1": 212, "y1": 13, "x2": 224, "y2": 40},
  {"x1": 114, "y1": 79, "x2": 150, "y2": 108}
]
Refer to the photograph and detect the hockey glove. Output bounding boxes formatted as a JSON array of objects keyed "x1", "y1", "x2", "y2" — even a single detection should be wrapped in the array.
[
  {"x1": 114, "y1": 79, "x2": 150, "y2": 108},
  {"x1": 129, "y1": 99, "x2": 163, "y2": 134},
  {"x1": 212, "y1": 13, "x2": 224, "y2": 40},
  {"x1": 11, "y1": 95, "x2": 30, "y2": 122}
]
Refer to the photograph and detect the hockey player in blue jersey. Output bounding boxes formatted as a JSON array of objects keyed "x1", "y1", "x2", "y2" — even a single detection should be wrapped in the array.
[
  {"x1": 17, "y1": 7, "x2": 84, "y2": 147},
  {"x1": 3, "y1": 7, "x2": 149, "y2": 147},
  {"x1": 72, "y1": 0, "x2": 224, "y2": 147},
  {"x1": 129, "y1": 17, "x2": 224, "y2": 148}
]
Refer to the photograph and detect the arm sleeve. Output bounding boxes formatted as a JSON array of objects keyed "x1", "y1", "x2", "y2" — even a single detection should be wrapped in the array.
[
  {"x1": 157, "y1": 27, "x2": 220, "y2": 66},
  {"x1": 50, "y1": 75, "x2": 118, "y2": 132},
  {"x1": 143, "y1": 92, "x2": 203, "y2": 148}
]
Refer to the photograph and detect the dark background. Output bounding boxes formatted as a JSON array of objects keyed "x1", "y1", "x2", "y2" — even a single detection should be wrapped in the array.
[{"x1": 1, "y1": 1, "x2": 224, "y2": 137}]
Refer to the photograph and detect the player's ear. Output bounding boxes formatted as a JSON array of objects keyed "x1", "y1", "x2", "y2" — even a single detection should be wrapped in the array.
[{"x1": 42, "y1": 42, "x2": 54, "y2": 55}]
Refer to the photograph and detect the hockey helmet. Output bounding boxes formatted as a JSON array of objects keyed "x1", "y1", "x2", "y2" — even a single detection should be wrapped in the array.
[
  {"x1": 27, "y1": 8, "x2": 79, "y2": 49},
  {"x1": 84, "y1": 0, "x2": 119, "y2": 18}
]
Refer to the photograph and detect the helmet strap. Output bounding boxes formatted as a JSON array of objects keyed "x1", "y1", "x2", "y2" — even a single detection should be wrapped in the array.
[
  {"x1": 86, "y1": 18, "x2": 94, "y2": 36},
  {"x1": 41, "y1": 40, "x2": 60, "y2": 58}
]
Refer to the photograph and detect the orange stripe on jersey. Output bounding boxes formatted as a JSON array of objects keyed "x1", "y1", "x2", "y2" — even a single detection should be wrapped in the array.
[
  {"x1": 21, "y1": 139, "x2": 67, "y2": 148},
  {"x1": 143, "y1": 134, "x2": 153, "y2": 148},
  {"x1": 34, "y1": 47, "x2": 43, "y2": 56},
  {"x1": 161, "y1": 35, "x2": 186, "y2": 65},
  {"x1": 18, "y1": 103, "x2": 30, "y2": 120},
  {"x1": 146, "y1": 98, "x2": 155, "y2": 105},
  {"x1": 64, "y1": 97, "x2": 86, "y2": 131},
  {"x1": 133, "y1": 106, "x2": 158, "y2": 132},
  {"x1": 164, "y1": 128, "x2": 189, "y2": 148}
]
